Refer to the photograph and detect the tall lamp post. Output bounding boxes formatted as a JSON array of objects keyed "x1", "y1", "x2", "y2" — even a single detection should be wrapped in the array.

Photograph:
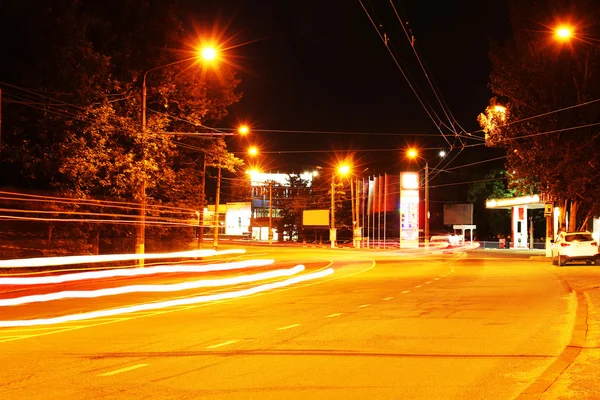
[
  {"x1": 137, "y1": 46, "x2": 218, "y2": 263},
  {"x1": 212, "y1": 125, "x2": 250, "y2": 250},
  {"x1": 330, "y1": 163, "x2": 351, "y2": 248},
  {"x1": 407, "y1": 149, "x2": 445, "y2": 251}
]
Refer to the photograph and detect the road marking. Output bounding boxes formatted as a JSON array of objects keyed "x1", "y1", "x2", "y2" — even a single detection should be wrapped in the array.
[
  {"x1": 401, "y1": 290, "x2": 410, "y2": 294},
  {"x1": 383, "y1": 297, "x2": 394, "y2": 300},
  {"x1": 206, "y1": 340, "x2": 238, "y2": 349},
  {"x1": 325, "y1": 313, "x2": 343, "y2": 318},
  {"x1": 277, "y1": 324, "x2": 301, "y2": 330},
  {"x1": 358, "y1": 304, "x2": 370, "y2": 308},
  {"x1": 425, "y1": 281, "x2": 432, "y2": 284},
  {"x1": 415, "y1": 285, "x2": 422, "y2": 288},
  {"x1": 98, "y1": 364, "x2": 149, "y2": 376},
  {"x1": 434, "y1": 277, "x2": 440, "y2": 281}
]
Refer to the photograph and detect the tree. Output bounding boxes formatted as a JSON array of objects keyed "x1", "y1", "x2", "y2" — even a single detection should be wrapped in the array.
[
  {"x1": 0, "y1": 0, "x2": 243, "y2": 252},
  {"x1": 277, "y1": 174, "x2": 311, "y2": 241},
  {"x1": 480, "y1": 0, "x2": 600, "y2": 231}
]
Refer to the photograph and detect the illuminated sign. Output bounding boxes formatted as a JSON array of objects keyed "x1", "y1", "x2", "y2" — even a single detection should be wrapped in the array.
[
  {"x1": 401, "y1": 172, "x2": 419, "y2": 189},
  {"x1": 400, "y1": 172, "x2": 419, "y2": 249}
]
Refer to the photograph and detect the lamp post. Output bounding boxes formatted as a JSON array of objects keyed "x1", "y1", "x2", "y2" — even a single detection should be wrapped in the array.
[
  {"x1": 212, "y1": 125, "x2": 251, "y2": 250},
  {"x1": 330, "y1": 163, "x2": 351, "y2": 248},
  {"x1": 137, "y1": 47, "x2": 218, "y2": 264},
  {"x1": 406, "y1": 149, "x2": 445, "y2": 251}
]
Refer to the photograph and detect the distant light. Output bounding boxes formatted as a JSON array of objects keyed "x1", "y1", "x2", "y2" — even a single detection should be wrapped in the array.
[
  {"x1": 407, "y1": 149, "x2": 418, "y2": 159},
  {"x1": 439, "y1": 150, "x2": 446, "y2": 157},
  {"x1": 338, "y1": 164, "x2": 350, "y2": 175},
  {"x1": 248, "y1": 146, "x2": 258, "y2": 156},
  {"x1": 238, "y1": 125, "x2": 250, "y2": 135},
  {"x1": 201, "y1": 47, "x2": 217, "y2": 61},
  {"x1": 555, "y1": 25, "x2": 573, "y2": 40},
  {"x1": 494, "y1": 105, "x2": 506, "y2": 113},
  {"x1": 312, "y1": 170, "x2": 319, "y2": 177}
]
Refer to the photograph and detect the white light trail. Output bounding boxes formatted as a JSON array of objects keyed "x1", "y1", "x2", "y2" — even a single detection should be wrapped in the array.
[
  {"x1": 0, "y1": 259, "x2": 274, "y2": 285},
  {"x1": 0, "y1": 265, "x2": 304, "y2": 306},
  {"x1": 0, "y1": 249, "x2": 245, "y2": 269},
  {"x1": 0, "y1": 268, "x2": 334, "y2": 327}
]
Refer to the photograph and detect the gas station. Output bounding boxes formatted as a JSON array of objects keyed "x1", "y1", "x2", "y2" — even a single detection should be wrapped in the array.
[{"x1": 486, "y1": 194, "x2": 555, "y2": 256}]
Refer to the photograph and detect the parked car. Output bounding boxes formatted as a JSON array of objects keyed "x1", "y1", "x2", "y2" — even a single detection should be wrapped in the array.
[{"x1": 551, "y1": 231, "x2": 599, "y2": 266}]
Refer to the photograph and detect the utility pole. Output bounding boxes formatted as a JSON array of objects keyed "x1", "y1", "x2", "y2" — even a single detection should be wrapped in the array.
[
  {"x1": 213, "y1": 166, "x2": 221, "y2": 250},
  {"x1": 198, "y1": 155, "x2": 207, "y2": 248},
  {"x1": 268, "y1": 182, "x2": 273, "y2": 244},
  {"x1": 330, "y1": 177, "x2": 336, "y2": 248},
  {"x1": 350, "y1": 177, "x2": 356, "y2": 247},
  {"x1": 425, "y1": 162, "x2": 429, "y2": 251}
]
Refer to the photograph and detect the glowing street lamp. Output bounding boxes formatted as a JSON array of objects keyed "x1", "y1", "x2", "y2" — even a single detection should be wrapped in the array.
[
  {"x1": 138, "y1": 46, "x2": 220, "y2": 265},
  {"x1": 554, "y1": 25, "x2": 574, "y2": 41},
  {"x1": 200, "y1": 46, "x2": 218, "y2": 61},
  {"x1": 238, "y1": 125, "x2": 250, "y2": 135},
  {"x1": 248, "y1": 146, "x2": 258, "y2": 157}
]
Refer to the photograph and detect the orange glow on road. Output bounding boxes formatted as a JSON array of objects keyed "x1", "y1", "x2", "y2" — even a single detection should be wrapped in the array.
[
  {"x1": 0, "y1": 258, "x2": 273, "y2": 285},
  {"x1": 0, "y1": 268, "x2": 334, "y2": 327},
  {"x1": 0, "y1": 249, "x2": 245, "y2": 269},
  {"x1": 0, "y1": 264, "x2": 304, "y2": 307}
]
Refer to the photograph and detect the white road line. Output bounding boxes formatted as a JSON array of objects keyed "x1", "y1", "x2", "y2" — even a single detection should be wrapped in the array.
[
  {"x1": 401, "y1": 290, "x2": 410, "y2": 294},
  {"x1": 425, "y1": 281, "x2": 432, "y2": 284},
  {"x1": 434, "y1": 278, "x2": 440, "y2": 281},
  {"x1": 415, "y1": 285, "x2": 422, "y2": 288},
  {"x1": 325, "y1": 313, "x2": 343, "y2": 318},
  {"x1": 358, "y1": 304, "x2": 370, "y2": 308},
  {"x1": 98, "y1": 364, "x2": 149, "y2": 377},
  {"x1": 205, "y1": 340, "x2": 238, "y2": 349},
  {"x1": 277, "y1": 324, "x2": 301, "y2": 330},
  {"x1": 383, "y1": 297, "x2": 394, "y2": 301}
]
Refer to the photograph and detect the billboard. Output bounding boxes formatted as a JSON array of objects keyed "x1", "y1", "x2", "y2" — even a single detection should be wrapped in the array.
[
  {"x1": 303, "y1": 209, "x2": 329, "y2": 227},
  {"x1": 443, "y1": 203, "x2": 474, "y2": 225}
]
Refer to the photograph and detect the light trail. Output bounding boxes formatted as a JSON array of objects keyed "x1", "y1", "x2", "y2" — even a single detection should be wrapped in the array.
[
  {"x1": 0, "y1": 259, "x2": 274, "y2": 285},
  {"x1": 0, "y1": 265, "x2": 305, "y2": 306},
  {"x1": 0, "y1": 268, "x2": 335, "y2": 327},
  {"x1": 0, "y1": 249, "x2": 245, "y2": 269}
]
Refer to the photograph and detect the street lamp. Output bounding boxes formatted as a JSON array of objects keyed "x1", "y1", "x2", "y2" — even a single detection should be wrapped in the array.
[
  {"x1": 554, "y1": 25, "x2": 574, "y2": 41},
  {"x1": 330, "y1": 163, "x2": 351, "y2": 248},
  {"x1": 406, "y1": 149, "x2": 445, "y2": 251},
  {"x1": 238, "y1": 125, "x2": 250, "y2": 136},
  {"x1": 137, "y1": 46, "x2": 219, "y2": 265}
]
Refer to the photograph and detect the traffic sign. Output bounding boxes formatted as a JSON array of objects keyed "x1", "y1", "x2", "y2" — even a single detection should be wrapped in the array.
[{"x1": 544, "y1": 202, "x2": 553, "y2": 217}]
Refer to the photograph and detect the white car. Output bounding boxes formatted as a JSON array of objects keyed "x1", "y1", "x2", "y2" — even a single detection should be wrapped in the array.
[{"x1": 551, "y1": 231, "x2": 599, "y2": 266}]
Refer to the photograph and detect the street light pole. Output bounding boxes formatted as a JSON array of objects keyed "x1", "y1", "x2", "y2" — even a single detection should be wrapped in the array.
[
  {"x1": 213, "y1": 166, "x2": 221, "y2": 250},
  {"x1": 330, "y1": 176, "x2": 336, "y2": 248},
  {"x1": 136, "y1": 49, "x2": 218, "y2": 264},
  {"x1": 425, "y1": 161, "x2": 429, "y2": 251},
  {"x1": 268, "y1": 182, "x2": 273, "y2": 245}
]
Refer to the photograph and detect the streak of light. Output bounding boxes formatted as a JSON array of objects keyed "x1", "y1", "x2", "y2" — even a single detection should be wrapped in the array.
[
  {"x1": 0, "y1": 259, "x2": 274, "y2": 285},
  {"x1": 0, "y1": 249, "x2": 245, "y2": 269},
  {"x1": 0, "y1": 265, "x2": 305, "y2": 306},
  {"x1": 0, "y1": 268, "x2": 334, "y2": 327}
]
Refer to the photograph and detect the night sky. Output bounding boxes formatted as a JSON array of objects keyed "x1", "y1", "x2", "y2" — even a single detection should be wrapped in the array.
[{"x1": 188, "y1": 1, "x2": 511, "y2": 173}]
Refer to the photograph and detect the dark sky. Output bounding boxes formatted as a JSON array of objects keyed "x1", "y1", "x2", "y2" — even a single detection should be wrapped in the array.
[{"x1": 188, "y1": 1, "x2": 511, "y2": 173}]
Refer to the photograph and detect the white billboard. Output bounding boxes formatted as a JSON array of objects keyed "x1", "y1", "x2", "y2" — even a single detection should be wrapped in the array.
[{"x1": 303, "y1": 209, "x2": 329, "y2": 227}]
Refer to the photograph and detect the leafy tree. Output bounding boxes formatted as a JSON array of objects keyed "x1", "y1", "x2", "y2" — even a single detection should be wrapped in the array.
[
  {"x1": 0, "y1": 0, "x2": 243, "y2": 252},
  {"x1": 480, "y1": 0, "x2": 600, "y2": 231},
  {"x1": 277, "y1": 174, "x2": 311, "y2": 241}
]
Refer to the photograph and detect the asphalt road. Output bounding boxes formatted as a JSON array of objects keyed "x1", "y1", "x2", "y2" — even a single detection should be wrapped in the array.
[{"x1": 0, "y1": 246, "x2": 598, "y2": 399}]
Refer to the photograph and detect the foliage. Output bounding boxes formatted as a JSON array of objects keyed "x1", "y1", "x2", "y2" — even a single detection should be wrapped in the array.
[
  {"x1": 0, "y1": 0, "x2": 243, "y2": 251},
  {"x1": 277, "y1": 175, "x2": 311, "y2": 241},
  {"x1": 480, "y1": 0, "x2": 600, "y2": 229}
]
